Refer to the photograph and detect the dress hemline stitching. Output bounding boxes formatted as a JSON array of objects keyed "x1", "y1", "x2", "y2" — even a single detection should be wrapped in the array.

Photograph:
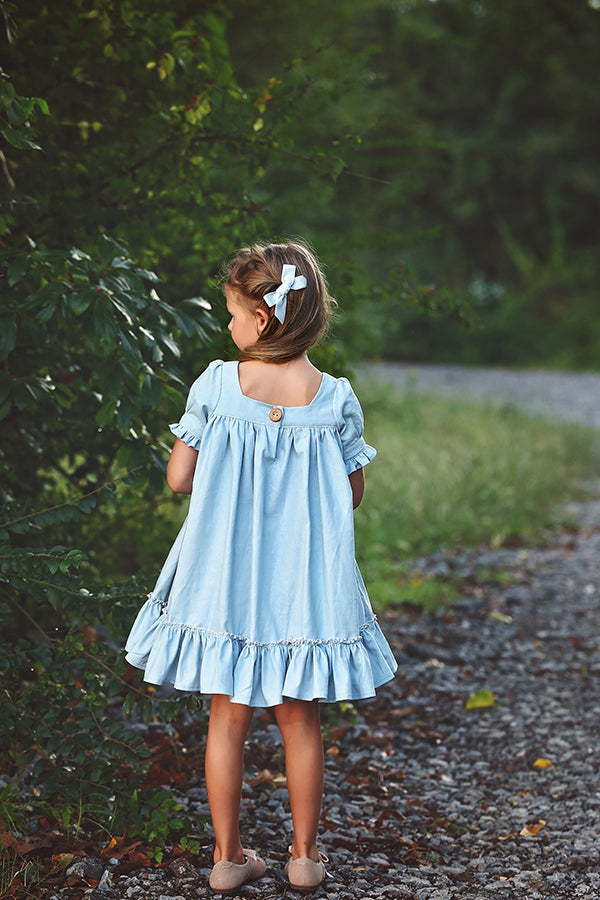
[{"x1": 146, "y1": 593, "x2": 378, "y2": 647}]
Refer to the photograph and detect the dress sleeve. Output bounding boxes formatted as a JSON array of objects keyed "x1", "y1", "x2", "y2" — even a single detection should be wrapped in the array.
[
  {"x1": 334, "y1": 377, "x2": 377, "y2": 474},
  {"x1": 169, "y1": 359, "x2": 223, "y2": 449}
]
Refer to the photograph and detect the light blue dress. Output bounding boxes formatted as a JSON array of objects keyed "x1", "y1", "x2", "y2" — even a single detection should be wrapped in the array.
[{"x1": 125, "y1": 360, "x2": 397, "y2": 706}]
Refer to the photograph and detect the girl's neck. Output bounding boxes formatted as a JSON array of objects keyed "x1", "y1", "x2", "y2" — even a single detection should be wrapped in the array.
[{"x1": 237, "y1": 355, "x2": 323, "y2": 407}]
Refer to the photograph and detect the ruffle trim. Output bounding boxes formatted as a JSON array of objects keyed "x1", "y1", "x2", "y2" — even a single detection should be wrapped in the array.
[
  {"x1": 344, "y1": 443, "x2": 377, "y2": 475},
  {"x1": 169, "y1": 419, "x2": 202, "y2": 450},
  {"x1": 125, "y1": 593, "x2": 397, "y2": 707}
]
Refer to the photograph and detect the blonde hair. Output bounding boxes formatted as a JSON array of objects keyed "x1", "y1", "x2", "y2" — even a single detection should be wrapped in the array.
[{"x1": 225, "y1": 241, "x2": 335, "y2": 362}]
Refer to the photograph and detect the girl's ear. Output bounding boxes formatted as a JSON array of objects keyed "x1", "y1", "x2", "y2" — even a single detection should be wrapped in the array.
[{"x1": 255, "y1": 305, "x2": 270, "y2": 335}]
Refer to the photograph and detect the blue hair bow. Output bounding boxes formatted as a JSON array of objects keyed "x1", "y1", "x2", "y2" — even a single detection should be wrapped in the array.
[{"x1": 263, "y1": 264, "x2": 307, "y2": 323}]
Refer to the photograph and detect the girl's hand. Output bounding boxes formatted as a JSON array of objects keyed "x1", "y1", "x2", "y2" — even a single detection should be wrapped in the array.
[
  {"x1": 349, "y1": 468, "x2": 365, "y2": 509},
  {"x1": 166, "y1": 438, "x2": 199, "y2": 494}
]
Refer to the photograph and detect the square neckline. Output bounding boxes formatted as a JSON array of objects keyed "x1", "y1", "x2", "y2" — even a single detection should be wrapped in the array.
[{"x1": 234, "y1": 361, "x2": 325, "y2": 409}]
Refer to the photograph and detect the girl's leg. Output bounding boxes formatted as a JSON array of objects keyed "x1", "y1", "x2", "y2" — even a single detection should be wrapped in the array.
[
  {"x1": 205, "y1": 694, "x2": 255, "y2": 864},
  {"x1": 274, "y1": 699, "x2": 324, "y2": 861}
]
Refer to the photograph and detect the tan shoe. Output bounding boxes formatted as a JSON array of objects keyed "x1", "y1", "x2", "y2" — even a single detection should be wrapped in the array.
[
  {"x1": 209, "y1": 849, "x2": 266, "y2": 894},
  {"x1": 285, "y1": 851, "x2": 328, "y2": 891}
]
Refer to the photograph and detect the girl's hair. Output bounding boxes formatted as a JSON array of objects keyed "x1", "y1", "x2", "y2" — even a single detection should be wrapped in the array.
[{"x1": 225, "y1": 241, "x2": 335, "y2": 362}]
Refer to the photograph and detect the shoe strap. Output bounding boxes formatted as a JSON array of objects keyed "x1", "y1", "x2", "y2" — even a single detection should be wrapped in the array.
[{"x1": 242, "y1": 848, "x2": 259, "y2": 860}]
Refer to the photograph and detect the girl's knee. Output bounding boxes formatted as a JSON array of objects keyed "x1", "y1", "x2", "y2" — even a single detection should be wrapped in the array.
[
  {"x1": 209, "y1": 694, "x2": 254, "y2": 730},
  {"x1": 274, "y1": 698, "x2": 321, "y2": 732}
]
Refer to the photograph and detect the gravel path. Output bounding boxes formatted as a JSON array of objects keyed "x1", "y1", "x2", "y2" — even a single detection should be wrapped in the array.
[
  {"x1": 85, "y1": 367, "x2": 600, "y2": 900},
  {"x1": 359, "y1": 362, "x2": 600, "y2": 428}
]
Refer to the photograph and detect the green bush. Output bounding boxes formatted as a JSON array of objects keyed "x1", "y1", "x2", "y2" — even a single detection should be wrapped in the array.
[{"x1": 0, "y1": 232, "x2": 216, "y2": 846}]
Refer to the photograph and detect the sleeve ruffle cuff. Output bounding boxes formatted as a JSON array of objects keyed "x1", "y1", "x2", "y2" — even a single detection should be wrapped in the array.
[
  {"x1": 169, "y1": 415, "x2": 203, "y2": 450},
  {"x1": 343, "y1": 442, "x2": 377, "y2": 475}
]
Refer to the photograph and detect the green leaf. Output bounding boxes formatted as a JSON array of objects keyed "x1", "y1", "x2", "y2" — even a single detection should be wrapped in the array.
[
  {"x1": 0, "y1": 319, "x2": 17, "y2": 359},
  {"x1": 0, "y1": 81, "x2": 16, "y2": 106},
  {"x1": 93, "y1": 296, "x2": 118, "y2": 342},
  {"x1": 27, "y1": 281, "x2": 64, "y2": 308},
  {"x1": 181, "y1": 296, "x2": 211, "y2": 311},
  {"x1": 134, "y1": 267, "x2": 160, "y2": 283},
  {"x1": 68, "y1": 288, "x2": 95, "y2": 315},
  {"x1": 141, "y1": 375, "x2": 162, "y2": 407},
  {"x1": 98, "y1": 235, "x2": 128, "y2": 266},
  {"x1": 7, "y1": 257, "x2": 30, "y2": 286},
  {"x1": 95, "y1": 399, "x2": 118, "y2": 427},
  {"x1": 37, "y1": 305, "x2": 56, "y2": 323},
  {"x1": 110, "y1": 256, "x2": 134, "y2": 271},
  {"x1": 78, "y1": 495, "x2": 97, "y2": 513},
  {"x1": 117, "y1": 399, "x2": 133, "y2": 432},
  {"x1": 118, "y1": 329, "x2": 143, "y2": 365},
  {"x1": 159, "y1": 333, "x2": 181, "y2": 358},
  {"x1": 35, "y1": 97, "x2": 50, "y2": 115},
  {"x1": 170, "y1": 310, "x2": 195, "y2": 338},
  {"x1": 0, "y1": 127, "x2": 42, "y2": 150},
  {"x1": 70, "y1": 248, "x2": 91, "y2": 263},
  {"x1": 161, "y1": 52, "x2": 175, "y2": 76},
  {"x1": 466, "y1": 689, "x2": 496, "y2": 710}
]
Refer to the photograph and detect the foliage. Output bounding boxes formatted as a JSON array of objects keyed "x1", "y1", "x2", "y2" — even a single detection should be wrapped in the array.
[
  {"x1": 4, "y1": 2, "x2": 260, "y2": 269},
  {"x1": 1, "y1": 6, "x2": 228, "y2": 844},
  {"x1": 1, "y1": 235, "x2": 216, "y2": 500},
  {"x1": 0, "y1": 230, "x2": 214, "y2": 848},
  {"x1": 225, "y1": 0, "x2": 600, "y2": 367},
  {"x1": 0, "y1": 0, "x2": 361, "y2": 860}
]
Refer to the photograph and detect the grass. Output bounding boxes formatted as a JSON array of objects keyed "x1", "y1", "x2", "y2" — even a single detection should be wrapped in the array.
[{"x1": 355, "y1": 383, "x2": 599, "y2": 612}]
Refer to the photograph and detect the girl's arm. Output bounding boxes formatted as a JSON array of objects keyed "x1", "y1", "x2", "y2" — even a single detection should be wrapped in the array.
[
  {"x1": 349, "y1": 468, "x2": 365, "y2": 509},
  {"x1": 166, "y1": 438, "x2": 198, "y2": 494}
]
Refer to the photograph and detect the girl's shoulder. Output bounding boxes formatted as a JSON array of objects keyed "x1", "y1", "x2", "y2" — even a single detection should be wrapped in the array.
[
  {"x1": 329, "y1": 372, "x2": 364, "y2": 419},
  {"x1": 188, "y1": 358, "x2": 226, "y2": 396}
]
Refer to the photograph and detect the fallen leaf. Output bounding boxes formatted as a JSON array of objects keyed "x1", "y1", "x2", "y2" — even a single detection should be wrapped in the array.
[
  {"x1": 533, "y1": 758, "x2": 553, "y2": 769},
  {"x1": 51, "y1": 853, "x2": 75, "y2": 869},
  {"x1": 246, "y1": 768, "x2": 273, "y2": 786},
  {"x1": 466, "y1": 689, "x2": 496, "y2": 709},
  {"x1": 101, "y1": 837, "x2": 145, "y2": 860},
  {"x1": 102, "y1": 836, "x2": 124, "y2": 856},
  {"x1": 390, "y1": 705, "x2": 417, "y2": 718},
  {"x1": 245, "y1": 768, "x2": 286, "y2": 788},
  {"x1": 114, "y1": 849, "x2": 153, "y2": 874},
  {"x1": 520, "y1": 822, "x2": 545, "y2": 837},
  {"x1": 326, "y1": 746, "x2": 340, "y2": 756},
  {"x1": 329, "y1": 724, "x2": 350, "y2": 741},
  {"x1": 1, "y1": 831, "x2": 58, "y2": 855},
  {"x1": 489, "y1": 610, "x2": 513, "y2": 624}
]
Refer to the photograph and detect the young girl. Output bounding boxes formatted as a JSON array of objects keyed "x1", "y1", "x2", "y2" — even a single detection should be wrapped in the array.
[{"x1": 125, "y1": 241, "x2": 397, "y2": 893}]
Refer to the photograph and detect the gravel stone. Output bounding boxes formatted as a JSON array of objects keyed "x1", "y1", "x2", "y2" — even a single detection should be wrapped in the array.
[{"x1": 65, "y1": 857, "x2": 104, "y2": 881}]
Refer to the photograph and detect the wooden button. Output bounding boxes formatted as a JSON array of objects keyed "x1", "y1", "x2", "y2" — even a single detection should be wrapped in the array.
[{"x1": 269, "y1": 407, "x2": 283, "y2": 422}]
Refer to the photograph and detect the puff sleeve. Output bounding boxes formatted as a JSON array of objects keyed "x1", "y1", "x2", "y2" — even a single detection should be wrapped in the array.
[
  {"x1": 169, "y1": 359, "x2": 223, "y2": 450},
  {"x1": 334, "y1": 377, "x2": 377, "y2": 474}
]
